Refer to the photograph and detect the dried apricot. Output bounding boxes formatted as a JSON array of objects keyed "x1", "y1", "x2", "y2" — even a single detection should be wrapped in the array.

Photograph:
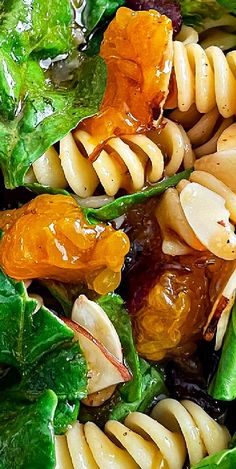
[
  {"x1": 82, "y1": 7, "x2": 173, "y2": 148},
  {"x1": 0, "y1": 194, "x2": 130, "y2": 295}
]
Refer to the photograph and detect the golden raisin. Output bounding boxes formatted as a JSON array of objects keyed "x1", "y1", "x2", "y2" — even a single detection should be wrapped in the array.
[
  {"x1": 132, "y1": 263, "x2": 209, "y2": 360},
  {"x1": 0, "y1": 194, "x2": 130, "y2": 294},
  {"x1": 82, "y1": 7, "x2": 173, "y2": 148},
  {"x1": 123, "y1": 201, "x2": 212, "y2": 361}
]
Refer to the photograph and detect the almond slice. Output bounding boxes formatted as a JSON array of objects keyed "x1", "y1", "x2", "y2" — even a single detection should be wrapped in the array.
[
  {"x1": 72, "y1": 295, "x2": 122, "y2": 361},
  {"x1": 180, "y1": 182, "x2": 236, "y2": 260}
]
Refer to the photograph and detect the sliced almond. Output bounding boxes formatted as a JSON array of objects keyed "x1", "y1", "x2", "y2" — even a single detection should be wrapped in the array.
[
  {"x1": 190, "y1": 171, "x2": 236, "y2": 223},
  {"x1": 156, "y1": 188, "x2": 205, "y2": 256},
  {"x1": 72, "y1": 295, "x2": 123, "y2": 406},
  {"x1": 64, "y1": 319, "x2": 131, "y2": 394},
  {"x1": 180, "y1": 182, "x2": 236, "y2": 260},
  {"x1": 72, "y1": 295, "x2": 122, "y2": 361}
]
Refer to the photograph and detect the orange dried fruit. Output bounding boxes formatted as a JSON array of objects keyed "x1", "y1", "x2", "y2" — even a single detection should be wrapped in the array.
[
  {"x1": 0, "y1": 194, "x2": 130, "y2": 295},
  {"x1": 82, "y1": 7, "x2": 173, "y2": 149},
  {"x1": 132, "y1": 263, "x2": 209, "y2": 360}
]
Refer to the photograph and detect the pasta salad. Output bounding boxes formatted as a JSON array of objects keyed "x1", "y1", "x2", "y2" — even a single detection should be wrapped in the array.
[{"x1": 1, "y1": 0, "x2": 236, "y2": 468}]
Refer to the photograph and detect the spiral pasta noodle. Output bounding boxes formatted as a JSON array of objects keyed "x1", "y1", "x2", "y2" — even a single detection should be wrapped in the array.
[
  {"x1": 27, "y1": 119, "x2": 194, "y2": 198},
  {"x1": 55, "y1": 399, "x2": 230, "y2": 469},
  {"x1": 169, "y1": 106, "x2": 234, "y2": 158},
  {"x1": 172, "y1": 42, "x2": 236, "y2": 117}
]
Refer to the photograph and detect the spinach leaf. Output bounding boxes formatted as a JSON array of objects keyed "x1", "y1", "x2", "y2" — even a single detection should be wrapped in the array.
[
  {"x1": 82, "y1": 0, "x2": 125, "y2": 34},
  {"x1": 54, "y1": 400, "x2": 80, "y2": 435},
  {"x1": 1, "y1": 55, "x2": 106, "y2": 188},
  {"x1": 79, "y1": 359, "x2": 167, "y2": 424},
  {"x1": 0, "y1": 0, "x2": 107, "y2": 188},
  {"x1": 180, "y1": 0, "x2": 227, "y2": 28},
  {"x1": 0, "y1": 269, "x2": 73, "y2": 371},
  {"x1": 41, "y1": 279, "x2": 98, "y2": 317},
  {"x1": 110, "y1": 359, "x2": 167, "y2": 421},
  {"x1": 0, "y1": 390, "x2": 57, "y2": 469},
  {"x1": 192, "y1": 434, "x2": 236, "y2": 469},
  {"x1": 97, "y1": 293, "x2": 141, "y2": 402},
  {"x1": 0, "y1": 0, "x2": 73, "y2": 62},
  {"x1": 14, "y1": 343, "x2": 87, "y2": 401},
  {"x1": 216, "y1": 0, "x2": 236, "y2": 14},
  {"x1": 209, "y1": 302, "x2": 236, "y2": 400},
  {"x1": 0, "y1": 270, "x2": 88, "y2": 437},
  {"x1": 84, "y1": 169, "x2": 192, "y2": 222}
]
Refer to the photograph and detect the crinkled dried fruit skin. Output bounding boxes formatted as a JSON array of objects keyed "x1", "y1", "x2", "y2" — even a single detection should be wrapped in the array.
[
  {"x1": 132, "y1": 263, "x2": 210, "y2": 360},
  {"x1": 83, "y1": 7, "x2": 173, "y2": 145},
  {"x1": 0, "y1": 195, "x2": 130, "y2": 295},
  {"x1": 123, "y1": 201, "x2": 212, "y2": 361}
]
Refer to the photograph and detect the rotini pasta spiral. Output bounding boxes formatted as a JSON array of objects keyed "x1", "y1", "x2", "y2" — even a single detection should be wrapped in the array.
[
  {"x1": 27, "y1": 119, "x2": 194, "y2": 198},
  {"x1": 170, "y1": 106, "x2": 234, "y2": 158},
  {"x1": 172, "y1": 42, "x2": 236, "y2": 117},
  {"x1": 55, "y1": 399, "x2": 230, "y2": 469}
]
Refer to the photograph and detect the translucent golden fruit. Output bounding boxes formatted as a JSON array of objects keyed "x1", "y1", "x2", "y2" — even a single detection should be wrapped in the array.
[
  {"x1": 0, "y1": 194, "x2": 130, "y2": 294},
  {"x1": 83, "y1": 7, "x2": 173, "y2": 148},
  {"x1": 132, "y1": 263, "x2": 209, "y2": 360}
]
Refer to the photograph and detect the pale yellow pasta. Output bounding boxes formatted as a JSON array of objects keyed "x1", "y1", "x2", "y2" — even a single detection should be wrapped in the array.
[
  {"x1": 200, "y1": 29, "x2": 236, "y2": 52},
  {"x1": 175, "y1": 25, "x2": 199, "y2": 45},
  {"x1": 198, "y1": 14, "x2": 236, "y2": 51},
  {"x1": 169, "y1": 106, "x2": 234, "y2": 157},
  {"x1": 55, "y1": 399, "x2": 230, "y2": 469},
  {"x1": 173, "y1": 42, "x2": 236, "y2": 116},
  {"x1": 28, "y1": 119, "x2": 194, "y2": 197}
]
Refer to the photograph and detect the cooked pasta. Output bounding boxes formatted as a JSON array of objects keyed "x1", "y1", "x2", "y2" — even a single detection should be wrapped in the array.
[
  {"x1": 175, "y1": 25, "x2": 199, "y2": 45},
  {"x1": 172, "y1": 42, "x2": 236, "y2": 116},
  {"x1": 169, "y1": 106, "x2": 234, "y2": 157},
  {"x1": 28, "y1": 119, "x2": 194, "y2": 197},
  {"x1": 196, "y1": 14, "x2": 236, "y2": 51},
  {"x1": 55, "y1": 399, "x2": 230, "y2": 469}
]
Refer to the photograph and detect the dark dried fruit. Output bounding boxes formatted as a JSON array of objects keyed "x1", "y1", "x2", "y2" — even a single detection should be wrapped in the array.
[
  {"x1": 125, "y1": 0, "x2": 182, "y2": 35},
  {"x1": 121, "y1": 200, "x2": 210, "y2": 361},
  {"x1": 165, "y1": 358, "x2": 227, "y2": 423}
]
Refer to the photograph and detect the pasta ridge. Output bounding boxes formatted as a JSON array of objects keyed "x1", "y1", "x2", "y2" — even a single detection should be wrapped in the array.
[
  {"x1": 27, "y1": 119, "x2": 194, "y2": 197},
  {"x1": 55, "y1": 399, "x2": 230, "y2": 469},
  {"x1": 172, "y1": 41, "x2": 236, "y2": 117}
]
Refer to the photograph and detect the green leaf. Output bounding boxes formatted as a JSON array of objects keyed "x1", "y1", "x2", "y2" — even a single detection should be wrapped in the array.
[
  {"x1": 97, "y1": 293, "x2": 141, "y2": 402},
  {"x1": 26, "y1": 183, "x2": 70, "y2": 197},
  {"x1": 180, "y1": 0, "x2": 227, "y2": 28},
  {"x1": 0, "y1": 390, "x2": 57, "y2": 469},
  {"x1": 0, "y1": 0, "x2": 74, "y2": 62},
  {"x1": 192, "y1": 435, "x2": 236, "y2": 468},
  {"x1": 15, "y1": 342, "x2": 87, "y2": 401},
  {"x1": 209, "y1": 302, "x2": 236, "y2": 400},
  {"x1": 110, "y1": 359, "x2": 167, "y2": 421},
  {"x1": 82, "y1": 0, "x2": 125, "y2": 34},
  {"x1": 0, "y1": 0, "x2": 107, "y2": 188},
  {"x1": 84, "y1": 170, "x2": 192, "y2": 222},
  {"x1": 1, "y1": 55, "x2": 106, "y2": 188},
  {"x1": 54, "y1": 400, "x2": 80, "y2": 435},
  {"x1": 0, "y1": 269, "x2": 74, "y2": 371},
  {"x1": 41, "y1": 279, "x2": 98, "y2": 317},
  {"x1": 79, "y1": 359, "x2": 167, "y2": 424},
  {"x1": 217, "y1": 0, "x2": 236, "y2": 14}
]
